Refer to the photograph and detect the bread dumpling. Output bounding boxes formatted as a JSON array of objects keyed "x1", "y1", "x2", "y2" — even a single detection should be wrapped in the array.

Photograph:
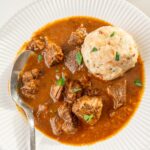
[{"x1": 81, "y1": 26, "x2": 138, "y2": 81}]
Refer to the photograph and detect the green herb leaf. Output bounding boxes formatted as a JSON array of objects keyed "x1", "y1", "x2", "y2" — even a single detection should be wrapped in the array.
[
  {"x1": 91, "y1": 47, "x2": 98, "y2": 52},
  {"x1": 110, "y1": 31, "x2": 116, "y2": 37},
  {"x1": 38, "y1": 54, "x2": 43, "y2": 62},
  {"x1": 72, "y1": 88, "x2": 82, "y2": 93},
  {"x1": 134, "y1": 79, "x2": 142, "y2": 87},
  {"x1": 56, "y1": 77, "x2": 65, "y2": 86},
  {"x1": 76, "y1": 51, "x2": 83, "y2": 65},
  {"x1": 115, "y1": 52, "x2": 120, "y2": 61},
  {"x1": 83, "y1": 114, "x2": 94, "y2": 122}
]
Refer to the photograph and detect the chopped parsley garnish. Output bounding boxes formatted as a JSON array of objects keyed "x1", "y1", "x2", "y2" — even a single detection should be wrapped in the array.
[
  {"x1": 134, "y1": 79, "x2": 142, "y2": 87},
  {"x1": 91, "y1": 47, "x2": 98, "y2": 52},
  {"x1": 72, "y1": 88, "x2": 82, "y2": 93},
  {"x1": 38, "y1": 54, "x2": 43, "y2": 62},
  {"x1": 83, "y1": 114, "x2": 94, "y2": 122},
  {"x1": 110, "y1": 31, "x2": 116, "y2": 37},
  {"x1": 56, "y1": 77, "x2": 65, "y2": 86},
  {"x1": 76, "y1": 51, "x2": 83, "y2": 65},
  {"x1": 115, "y1": 52, "x2": 120, "y2": 61}
]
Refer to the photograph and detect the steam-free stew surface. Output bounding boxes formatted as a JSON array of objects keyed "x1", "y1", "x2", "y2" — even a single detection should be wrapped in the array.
[{"x1": 20, "y1": 17, "x2": 144, "y2": 145}]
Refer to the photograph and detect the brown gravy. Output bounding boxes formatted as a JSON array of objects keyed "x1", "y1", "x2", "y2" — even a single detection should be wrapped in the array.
[{"x1": 19, "y1": 16, "x2": 144, "y2": 145}]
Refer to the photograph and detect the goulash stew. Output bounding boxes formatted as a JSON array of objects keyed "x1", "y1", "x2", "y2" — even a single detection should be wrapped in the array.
[{"x1": 18, "y1": 16, "x2": 144, "y2": 145}]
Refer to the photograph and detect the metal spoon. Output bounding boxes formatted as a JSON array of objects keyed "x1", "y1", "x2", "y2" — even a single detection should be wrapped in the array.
[{"x1": 10, "y1": 50, "x2": 36, "y2": 150}]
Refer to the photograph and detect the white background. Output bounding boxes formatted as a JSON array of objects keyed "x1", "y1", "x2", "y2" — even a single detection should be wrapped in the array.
[{"x1": 0, "y1": 0, "x2": 149, "y2": 29}]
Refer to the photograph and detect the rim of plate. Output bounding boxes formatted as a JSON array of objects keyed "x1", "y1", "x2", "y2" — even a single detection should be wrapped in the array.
[{"x1": 0, "y1": 0, "x2": 150, "y2": 34}]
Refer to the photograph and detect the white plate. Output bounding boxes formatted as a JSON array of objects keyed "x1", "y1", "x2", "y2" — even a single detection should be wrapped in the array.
[{"x1": 0, "y1": 0, "x2": 150, "y2": 150}]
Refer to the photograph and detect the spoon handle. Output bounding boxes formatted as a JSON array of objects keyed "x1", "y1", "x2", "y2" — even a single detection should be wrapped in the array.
[{"x1": 26, "y1": 109, "x2": 36, "y2": 150}]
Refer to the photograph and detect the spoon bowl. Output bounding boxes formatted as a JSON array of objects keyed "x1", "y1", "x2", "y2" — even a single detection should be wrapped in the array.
[{"x1": 10, "y1": 50, "x2": 36, "y2": 150}]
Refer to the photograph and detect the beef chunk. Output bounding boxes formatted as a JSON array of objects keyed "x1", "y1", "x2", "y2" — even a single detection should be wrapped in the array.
[
  {"x1": 27, "y1": 36, "x2": 64, "y2": 67},
  {"x1": 20, "y1": 69, "x2": 42, "y2": 99},
  {"x1": 62, "y1": 120, "x2": 77, "y2": 134},
  {"x1": 68, "y1": 25, "x2": 87, "y2": 46},
  {"x1": 58, "y1": 102, "x2": 78, "y2": 134},
  {"x1": 21, "y1": 71, "x2": 33, "y2": 83},
  {"x1": 22, "y1": 68, "x2": 42, "y2": 83},
  {"x1": 50, "y1": 103, "x2": 78, "y2": 135},
  {"x1": 50, "y1": 115, "x2": 63, "y2": 135},
  {"x1": 107, "y1": 80, "x2": 127, "y2": 110},
  {"x1": 72, "y1": 95, "x2": 103, "y2": 125},
  {"x1": 84, "y1": 87, "x2": 101, "y2": 96},
  {"x1": 44, "y1": 42, "x2": 64, "y2": 67},
  {"x1": 36, "y1": 101, "x2": 51, "y2": 119},
  {"x1": 31, "y1": 69, "x2": 42, "y2": 79},
  {"x1": 50, "y1": 84, "x2": 63, "y2": 102},
  {"x1": 21, "y1": 80, "x2": 39, "y2": 99},
  {"x1": 79, "y1": 74, "x2": 101, "y2": 96},
  {"x1": 64, "y1": 47, "x2": 82, "y2": 73},
  {"x1": 58, "y1": 102, "x2": 72, "y2": 122},
  {"x1": 37, "y1": 103, "x2": 48, "y2": 115},
  {"x1": 79, "y1": 74, "x2": 92, "y2": 88},
  {"x1": 27, "y1": 36, "x2": 46, "y2": 51},
  {"x1": 50, "y1": 114, "x2": 77, "y2": 135},
  {"x1": 64, "y1": 80, "x2": 82, "y2": 104}
]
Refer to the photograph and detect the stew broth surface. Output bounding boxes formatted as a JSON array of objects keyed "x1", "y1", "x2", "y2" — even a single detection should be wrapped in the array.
[{"x1": 19, "y1": 16, "x2": 144, "y2": 145}]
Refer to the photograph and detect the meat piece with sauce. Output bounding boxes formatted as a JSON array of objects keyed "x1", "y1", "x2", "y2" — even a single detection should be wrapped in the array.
[
  {"x1": 84, "y1": 87, "x2": 101, "y2": 96},
  {"x1": 62, "y1": 120, "x2": 77, "y2": 134},
  {"x1": 107, "y1": 80, "x2": 127, "y2": 109},
  {"x1": 44, "y1": 42, "x2": 64, "y2": 67},
  {"x1": 50, "y1": 84, "x2": 63, "y2": 102},
  {"x1": 68, "y1": 24, "x2": 87, "y2": 46},
  {"x1": 72, "y1": 95, "x2": 103, "y2": 125},
  {"x1": 50, "y1": 103, "x2": 78, "y2": 135},
  {"x1": 20, "y1": 68, "x2": 42, "y2": 99},
  {"x1": 50, "y1": 115, "x2": 63, "y2": 136},
  {"x1": 21, "y1": 80, "x2": 39, "y2": 99},
  {"x1": 79, "y1": 74, "x2": 92, "y2": 88},
  {"x1": 27, "y1": 36, "x2": 46, "y2": 51},
  {"x1": 21, "y1": 68, "x2": 42, "y2": 83},
  {"x1": 64, "y1": 47, "x2": 82, "y2": 73},
  {"x1": 58, "y1": 102, "x2": 78, "y2": 134},
  {"x1": 58, "y1": 102, "x2": 72, "y2": 122},
  {"x1": 64, "y1": 80, "x2": 82, "y2": 104},
  {"x1": 79, "y1": 75, "x2": 101, "y2": 96},
  {"x1": 36, "y1": 101, "x2": 52, "y2": 119}
]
